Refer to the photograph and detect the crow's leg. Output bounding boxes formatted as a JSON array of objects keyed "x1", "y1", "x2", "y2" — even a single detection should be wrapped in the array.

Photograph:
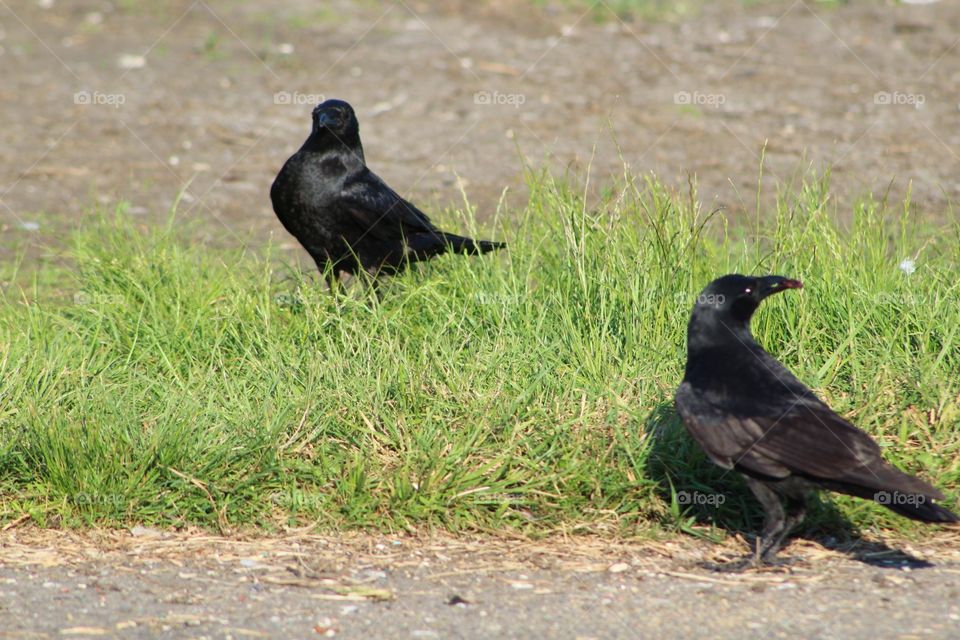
[
  {"x1": 745, "y1": 476, "x2": 806, "y2": 565},
  {"x1": 360, "y1": 266, "x2": 386, "y2": 301},
  {"x1": 326, "y1": 270, "x2": 343, "y2": 294},
  {"x1": 760, "y1": 494, "x2": 806, "y2": 563},
  {"x1": 309, "y1": 254, "x2": 342, "y2": 295},
  {"x1": 712, "y1": 477, "x2": 792, "y2": 572}
]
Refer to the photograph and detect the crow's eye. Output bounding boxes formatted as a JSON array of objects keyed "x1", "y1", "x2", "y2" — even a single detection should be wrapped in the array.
[{"x1": 744, "y1": 288, "x2": 752, "y2": 294}]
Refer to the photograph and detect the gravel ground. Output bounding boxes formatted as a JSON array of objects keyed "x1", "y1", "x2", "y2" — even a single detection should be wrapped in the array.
[{"x1": 2, "y1": 530, "x2": 960, "y2": 639}]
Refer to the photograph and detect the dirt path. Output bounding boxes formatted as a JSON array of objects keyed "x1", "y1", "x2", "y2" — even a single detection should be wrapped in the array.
[
  {"x1": 2, "y1": 0, "x2": 959, "y2": 263},
  {"x1": 2, "y1": 530, "x2": 960, "y2": 639}
]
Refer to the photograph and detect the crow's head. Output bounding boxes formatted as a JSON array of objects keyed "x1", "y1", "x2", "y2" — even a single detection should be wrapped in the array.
[
  {"x1": 690, "y1": 273, "x2": 802, "y2": 329},
  {"x1": 309, "y1": 99, "x2": 361, "y2": 148}
]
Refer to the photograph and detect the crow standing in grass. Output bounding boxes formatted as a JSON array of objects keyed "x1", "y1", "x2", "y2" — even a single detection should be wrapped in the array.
[
  {"x1": 675, "y1": 274, "x2": 957, "y2": 570},
  {"x1": 270, "y1": 99, "x2": 504, "y2": 287}
]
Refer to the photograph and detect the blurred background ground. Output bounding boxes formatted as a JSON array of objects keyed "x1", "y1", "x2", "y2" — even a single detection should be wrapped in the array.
[{"x1": 2, "y1": 0, "x2": 959, "y2": 265}]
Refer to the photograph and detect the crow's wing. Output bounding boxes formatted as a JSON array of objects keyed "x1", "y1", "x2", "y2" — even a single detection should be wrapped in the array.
[
  {"x1": 675, "y1": 382, "x2": 892, "y2": 482},
  {"x1": 340, "y1": 168, "x2": 439, "y2": 240}
]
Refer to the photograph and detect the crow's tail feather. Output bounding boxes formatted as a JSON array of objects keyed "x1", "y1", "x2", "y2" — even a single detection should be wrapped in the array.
[
  {"x1": 884, "y1": 499, "x2": 959, "y2": 523},
  {"x1": 823, "y1": 464, "x2": 959, "y2": 524},
  {"x1": 830, "y1": 481, "x2": 959, "y2": 523},
  {"x1": 440, "y1": 233, "x2": 505, "y2": 255},
  {"x1": 404, "y1": 232, "x2": 505, "y2": 261}
]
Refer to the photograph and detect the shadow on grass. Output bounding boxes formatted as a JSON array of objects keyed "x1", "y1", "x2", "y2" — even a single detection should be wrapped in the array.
[{"x1": 642, "y1": 400, "x2": 933, "y2": 570}]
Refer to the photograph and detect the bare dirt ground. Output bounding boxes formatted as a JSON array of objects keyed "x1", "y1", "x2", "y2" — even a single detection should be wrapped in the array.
[
  {"x1": 2, "y1": 0, "x2": 960, "y2": 262},
  {"x1": 3, "y1": 1, "x2": 960, "y2": 637},
  {"x1": 2, "y1": 529, "x2": 960, "y2": 639}
]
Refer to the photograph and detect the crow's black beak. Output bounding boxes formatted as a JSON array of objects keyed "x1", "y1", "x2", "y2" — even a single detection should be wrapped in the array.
[
  {"x1": 759, "y1": 275, "x2": 803, "y2": 298},
  {"x1": 314, "y1": 111, "x2": 338, "y2": 128}
]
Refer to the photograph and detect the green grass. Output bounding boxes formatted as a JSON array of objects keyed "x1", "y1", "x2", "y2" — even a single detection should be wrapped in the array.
[{"x1": 1, "y1": 170, "x2": 958, "y2": 543}]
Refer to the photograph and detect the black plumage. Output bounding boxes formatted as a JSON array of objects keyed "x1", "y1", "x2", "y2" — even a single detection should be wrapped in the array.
[
  {"x1": 270, "y1": 99, "x2": 504, "y2": 286},
  {"x1": 675, "y1": 274, "x2": 957, "y2": 569}
]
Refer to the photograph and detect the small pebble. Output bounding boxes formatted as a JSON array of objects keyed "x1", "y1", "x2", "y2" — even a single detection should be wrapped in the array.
[{"x1": 118, "y1": 54, "x2": 146, "y2": 70}]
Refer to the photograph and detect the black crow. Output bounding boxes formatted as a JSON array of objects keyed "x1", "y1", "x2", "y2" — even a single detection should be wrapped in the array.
[
  {"x1": 675, "y1": 274, "x2": 957, "y2": 569},
  {"x1": 270, "y1": 99, "x2": 504, "y2": 287}
]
